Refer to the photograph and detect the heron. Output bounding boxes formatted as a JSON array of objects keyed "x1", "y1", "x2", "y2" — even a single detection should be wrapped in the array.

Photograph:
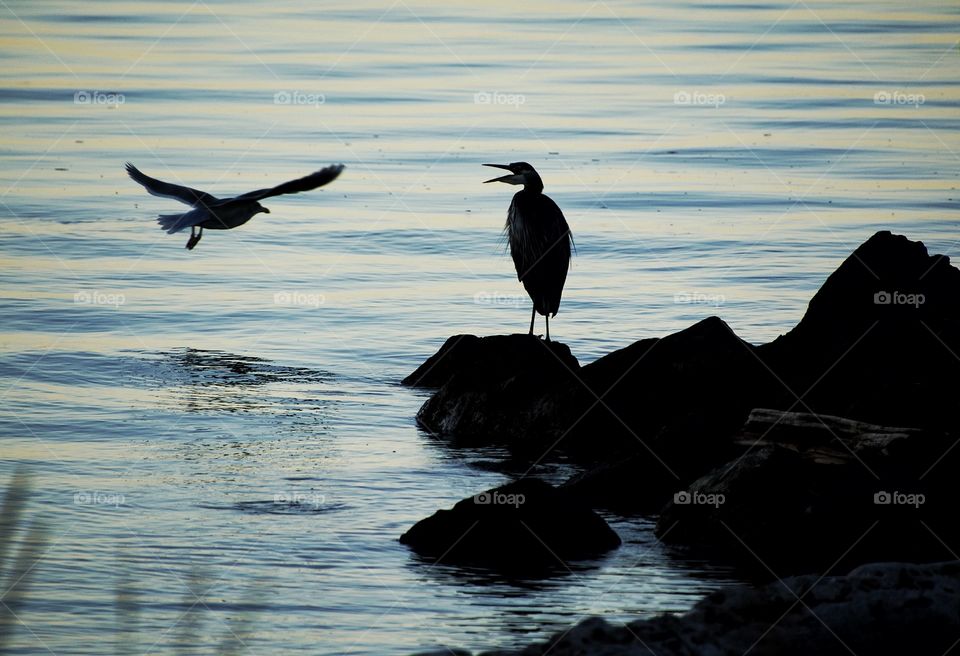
[
  {"x1": 484, "y1": 162, "x2": 572, "y2": 341},
  {"x1": 126, "y1": 162, "x2": 344, "y2": 250}
]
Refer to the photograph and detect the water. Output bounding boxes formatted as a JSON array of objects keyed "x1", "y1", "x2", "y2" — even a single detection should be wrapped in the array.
[{"x1": 1, "y1": 0, "x2": 958, "y2": 653}]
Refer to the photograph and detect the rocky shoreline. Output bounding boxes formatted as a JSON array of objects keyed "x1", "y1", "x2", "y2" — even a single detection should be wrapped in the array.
[
  {"x1": 401, "y1": 231, "x2": 960, "y2": 654},
  {"x1": 470, "y1": 560, "x2": 960, "y2": 656}
]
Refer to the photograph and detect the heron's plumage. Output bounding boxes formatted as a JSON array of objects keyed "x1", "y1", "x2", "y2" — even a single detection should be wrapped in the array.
[{"x1": 506, "y1": 190, "x2": 571, "y2": 318}]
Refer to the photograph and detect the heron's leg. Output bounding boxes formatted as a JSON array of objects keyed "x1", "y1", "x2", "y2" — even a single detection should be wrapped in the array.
[
  {"x1": 529, "y1": 304, "x2": 536, "y2": 335},
  {"x1": 545, "y1": 314, "x2": 550, "y2": 342}
]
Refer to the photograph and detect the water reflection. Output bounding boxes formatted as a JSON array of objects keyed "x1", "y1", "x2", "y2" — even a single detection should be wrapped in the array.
[
  {"x1": 136, "y1": 348, "x2": 344, "y2": 485},
  {"x1": 149, "y1": 348, "x2": 337, "y2": 418},
  {"x1": 407, "y1": 551, "x2": 609, "y2": 586},
  {"x1": 421, "y1": 435, "x2": 581, "y2": 483}
]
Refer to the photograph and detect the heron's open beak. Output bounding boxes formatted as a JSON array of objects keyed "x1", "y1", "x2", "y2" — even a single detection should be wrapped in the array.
[{"x1": 483, "y1": 163, "x2": 523, "y2": 185}]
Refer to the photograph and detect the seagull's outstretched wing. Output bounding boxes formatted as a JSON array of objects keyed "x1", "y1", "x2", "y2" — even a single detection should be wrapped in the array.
[
  {"x1": 236, "y1": 164, "x2": 344, "y2": 202},
  {"x1": 125, "y1": 163, "x2": 219, "y2": 207}
]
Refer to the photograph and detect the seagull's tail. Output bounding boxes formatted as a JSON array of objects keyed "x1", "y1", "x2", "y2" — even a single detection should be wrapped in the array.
[{"x1": 157, "y1": 209, "x2": 207, "y2": 234}]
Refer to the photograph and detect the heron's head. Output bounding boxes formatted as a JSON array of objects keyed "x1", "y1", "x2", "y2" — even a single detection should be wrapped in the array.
[
  {"x1": 255, "y1": 202, "x2": 270, "y2": 214},
  {"x1": 483, "y1": 162, "x2": 542, "y2": 190}
]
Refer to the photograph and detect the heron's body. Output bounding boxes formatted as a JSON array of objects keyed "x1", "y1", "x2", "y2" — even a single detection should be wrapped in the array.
[
  {"x1": 485, "y1": 162, "x2": 572, "y2": 340},
  {"x1": 127, "y1": 162, "x2": 344, "y2": 249}
]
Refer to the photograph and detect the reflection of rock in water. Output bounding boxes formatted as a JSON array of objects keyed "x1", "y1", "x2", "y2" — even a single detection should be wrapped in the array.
[{"x1": 147, "y1": 348, "x2": 338, "y2": 421}]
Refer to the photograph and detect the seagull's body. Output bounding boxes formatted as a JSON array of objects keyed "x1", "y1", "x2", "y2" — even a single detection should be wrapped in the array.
[
  {"x1": 126, "y1": 163, "x2": 344, "y2": 249},
  {"x1": 484, "y1": 162, "x2": 572, "y2": 341}
]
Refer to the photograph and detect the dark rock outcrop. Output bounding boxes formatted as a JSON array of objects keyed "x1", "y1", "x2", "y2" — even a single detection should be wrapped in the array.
[
  {"x1": 565, "y1": 316, "x2": 777, "y2": 458},
  {"x1": 404, "y1": 334, "x2": 581, "y2": 445},
  {"x1": 472, "y1": 560, "x2": 960, "y2": 655},
  {"x1": 402, "y1": 334, "x2": 579, "y2": 389},
  {"x1": 560, "y1": 453, "x2": 685, "y2": 514},
  {"x1": 656, "y1": 409, "x2": 960, "y2": 573},
  {"x1": 759, "y1": 230, "x2": 960, "y2": 430},
  {"x1": 404, "y1": 232, "x2": 960, "y2": 653},
  {"x1": 410, "y1": 318, "x2": 776, "y2": 467},
  {"x1": 406, "y1": 232, "x2": 960, "y2": 513},
  {"x1": 399, "y1": 478, "x2": 620, "y2": 569}
]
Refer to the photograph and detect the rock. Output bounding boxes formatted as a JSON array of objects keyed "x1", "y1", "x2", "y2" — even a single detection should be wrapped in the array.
[
  {"x1": 561, "y1": 453, "x2": 695, "y2": 514},
  {"x1": 402, "y1": 334, "x2": 580, "y2": 389},
  {"x1": 656, "y1": 409, "x2": 960, "y2": 573},
  {"x1": 406, "y1": 232, "x2": 960, "y2": 514},
  {"x1": 561, "y1": 315, "x2": 776, "y2": 460},
  {"x1": 541, "y1": 317, "x2": 778, "y2": 510},
  {"x1": 758, "y1": 230, "x2": 960, "y2": 430},
  {"x1": 399, "y1": 479, "x2": 621, "y2": 569},
  {"x1": 409, "y1": 318, "x2": 775, "y2": 464},
  {"x1": 407, "y1": 335, "x2": 580, "y2": 454},
  {"x1": 406, "y1": 335, "x2": 581, "y2": 447},
  {"x1": 471, "y1": 560, "x2": 960, "y2": 655}
]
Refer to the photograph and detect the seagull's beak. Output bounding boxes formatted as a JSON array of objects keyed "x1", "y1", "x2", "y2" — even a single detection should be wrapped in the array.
[{"x1": 483, "y1": 163, "x2": 523, "y2": 185}]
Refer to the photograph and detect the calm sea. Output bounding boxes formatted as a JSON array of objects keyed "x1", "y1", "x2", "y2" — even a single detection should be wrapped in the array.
[{"x1": 1, "y1": 1, "x2": 958, "y2": 653}]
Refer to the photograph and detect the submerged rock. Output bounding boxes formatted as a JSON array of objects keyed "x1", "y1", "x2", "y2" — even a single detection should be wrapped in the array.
[
  {"x1": 473, "y1": 560, "x2": 960, "y2": 655},
  {"x1": 399, "y1": 478, "x2": 620, "y2": 569}
]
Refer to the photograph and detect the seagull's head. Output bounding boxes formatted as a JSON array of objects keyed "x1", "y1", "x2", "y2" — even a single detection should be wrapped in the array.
[
  {"x1": 483, "y1": 162, "x2": 542, "y2": 191},
  {"x1": 255, "y1": 202, "x2": 270, "y2": 215}
]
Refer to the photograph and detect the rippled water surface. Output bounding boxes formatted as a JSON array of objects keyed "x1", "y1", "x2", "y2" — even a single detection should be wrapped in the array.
[{"x1": 1, "y1": 1, "x2": 958, "y2": 653}]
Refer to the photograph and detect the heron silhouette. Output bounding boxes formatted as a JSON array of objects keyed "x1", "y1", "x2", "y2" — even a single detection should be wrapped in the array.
[{"x1": 484, "y1": 162, "x2": 572, "y2": 341}]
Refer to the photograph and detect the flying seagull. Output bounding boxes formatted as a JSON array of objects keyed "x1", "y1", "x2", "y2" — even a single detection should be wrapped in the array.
[
  {"x1": 126, "y1": 162, "x2": 344, "y2": 250},
  {"x1": 484, "y1": 162, "x2": 572, "y2": 341}
]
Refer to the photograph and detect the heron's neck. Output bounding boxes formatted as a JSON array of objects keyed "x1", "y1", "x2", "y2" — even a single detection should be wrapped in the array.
[{"x1": 523, "y1": 175, "x2": 543, "y2": 193}]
